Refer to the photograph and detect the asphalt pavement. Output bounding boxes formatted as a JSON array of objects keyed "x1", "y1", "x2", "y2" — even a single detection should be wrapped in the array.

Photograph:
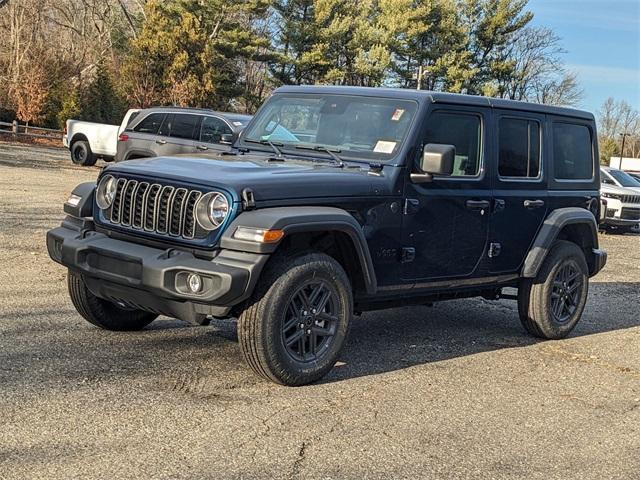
[{"x1": 1, "y1": 142, "x2": 638, "y2": 479}]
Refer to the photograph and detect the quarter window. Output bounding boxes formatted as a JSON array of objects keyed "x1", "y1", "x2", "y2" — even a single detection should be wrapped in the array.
[
  {"x1": 133, "y1": 113, "x2": 166, "y2": 134},
  {"x1": 498, "y1": 118, "x2": 540, "y2": 178},
  {"x1": 200, "y1": 117, "x2": 232, "y2": 144},
  {"x1": 553, "y1": 123, "x2": 593, "y2": 180},
  {"x1": 424, "y1": 112, "x2": 482, "y2": 177}
]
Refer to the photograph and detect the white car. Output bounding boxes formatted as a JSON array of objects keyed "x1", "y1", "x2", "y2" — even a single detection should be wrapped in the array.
[
  {"x1": 600, "y1": 166, "x2": 640, "y2": 233},
  {"x1": 63, "y1": 109, "x2": 139, "y2": 166}
]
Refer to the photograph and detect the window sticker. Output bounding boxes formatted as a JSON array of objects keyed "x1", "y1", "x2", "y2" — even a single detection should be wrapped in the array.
[
  {"x1": 374, "y1": 140, "x2": 397, "y2": 154},
  {"x1": 391, "y1": 109, "x2": 405, "y2": 121},
  {"x1": 233, "y1": 121, "x2": 243, "y2": 126}
]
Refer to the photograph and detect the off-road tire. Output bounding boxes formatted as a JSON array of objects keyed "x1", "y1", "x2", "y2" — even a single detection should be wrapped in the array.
[
  {"x1": 518, "y1": 240, "x2": 589, "y2": 339},
  {"x1": 70, "y1": 140, "x2": 97, "y2": 166},
  {"x1": 238, "y1": 252, "x2": 353, "y2": 386},
  {"x1": 68, "y1": 271, "x2": 157, "y2": 331}
]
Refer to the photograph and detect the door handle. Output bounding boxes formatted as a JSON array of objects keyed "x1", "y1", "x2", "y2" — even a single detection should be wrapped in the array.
[
  {"x1": 524, "y1": 199, "x2": 545, "y2": 209},
  {"x1": 196, "y1": 145, "x2": 209, "y2": 151},
  {"x1": 466, "y1": 200, "x2": 490, "y2": 211},
  {"x1": 155, "y1": 139, "x2": 167, "y2": 145}
]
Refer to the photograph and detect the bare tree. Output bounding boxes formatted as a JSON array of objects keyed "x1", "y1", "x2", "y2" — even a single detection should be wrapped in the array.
[{"x1": 496, "y1": 26, "x2": 584, "y2": 106}]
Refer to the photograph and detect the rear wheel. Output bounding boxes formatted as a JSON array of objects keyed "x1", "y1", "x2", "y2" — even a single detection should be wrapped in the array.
[
  {"x1": 67, "y1": 271, "x2": 157, "y2": 331},
  {"x1": 70, "y1": 140, "x2": 96, "y2": 166},
  {"x1": 518, "y1": 241, "x2": 589, "y2": 339},
  {"x1": 238, "y1": 252, "x2": 352, "y2": 386}
]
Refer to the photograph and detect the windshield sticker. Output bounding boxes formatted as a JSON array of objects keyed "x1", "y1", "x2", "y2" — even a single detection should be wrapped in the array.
[
  {"x1": 233, "y1": 121, "x2": 244, "y2": 126},
  {"x1": 374, "y1": 140, "x2": 397, "y2": 154},
  {"x1": 391, "y1": 109, "x2": 405, "y2": 121}
]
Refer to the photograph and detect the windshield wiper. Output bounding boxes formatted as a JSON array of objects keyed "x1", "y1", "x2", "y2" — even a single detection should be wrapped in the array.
[
  {"x1": 294, "y1": 144, "x2": 344, "y2": 167},
  {"x1": 244, "y1": 138, "x2": 285, "y2": 159}
]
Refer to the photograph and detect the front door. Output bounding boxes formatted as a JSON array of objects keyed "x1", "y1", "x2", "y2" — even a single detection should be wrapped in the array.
[
  {"x1": 402, "y1": 106, "x2": 492, "y2": 281},
  {"x1": 489, "y1": 111, "x2": 548, "y2": 274},
  {"x1": 156, "y1": 113, "x2": 202, "y2": 156}
]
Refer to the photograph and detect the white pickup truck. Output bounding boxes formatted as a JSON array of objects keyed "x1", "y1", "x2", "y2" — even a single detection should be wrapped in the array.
[{"x1": 63, "y1": 109, "x2": 139, "y2": 166}]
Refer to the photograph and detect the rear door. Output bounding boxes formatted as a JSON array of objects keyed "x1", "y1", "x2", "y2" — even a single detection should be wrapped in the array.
[{"x1": 489, "y1": 111, "x2": 547, "y2": 274}]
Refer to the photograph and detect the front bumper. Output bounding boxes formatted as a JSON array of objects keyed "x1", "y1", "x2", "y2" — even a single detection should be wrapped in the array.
[{"x1": 47, "y1": 224, "x2": 268, "y2": 321}]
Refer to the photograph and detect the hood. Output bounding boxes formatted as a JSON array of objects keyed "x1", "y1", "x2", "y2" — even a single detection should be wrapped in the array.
[
  {"x1": 106, "y1": 153, "x2": 394, "y2": 202},
  {"x1": 600, "y1": 183, "x2": 640, "y2": 195}
]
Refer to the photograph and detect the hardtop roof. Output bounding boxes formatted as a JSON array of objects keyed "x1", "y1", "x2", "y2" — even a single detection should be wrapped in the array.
[{"x1": 273, "y1": 85, "x2": 594, "y2": 121}]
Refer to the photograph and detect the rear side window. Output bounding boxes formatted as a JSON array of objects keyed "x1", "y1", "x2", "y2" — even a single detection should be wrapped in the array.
[
  {"x1": 200, "y1": 116, "x2": 232, "y2": 144},
  {"x1": 424, "y1": 112, "x2": 482, "y2": 177},
  {"x1": 553, "y1": 123, "x2": 593, "y2": 180},
  {"x1": 498, "y1": 118, "x2": 540, "y2": 178},
  {"x1": 133, "y1": 113, "x2": 166, "y2": 134}
]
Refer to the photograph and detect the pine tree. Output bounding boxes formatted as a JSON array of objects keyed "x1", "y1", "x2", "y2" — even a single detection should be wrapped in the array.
[
  {"x1": 122, "y1": 0, "x2": 271, "y2": 110},
  {"x1": 81, "y1": 62, "x2": 126, "y2": 124}
]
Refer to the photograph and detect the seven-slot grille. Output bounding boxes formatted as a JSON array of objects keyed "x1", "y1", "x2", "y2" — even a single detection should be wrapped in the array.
[
  {"x1": 107, "y1": 178, "x2": 203, "y2": 239},
  {"x1": 621, "y1": 194, "x2": 640, "y2": 204}
]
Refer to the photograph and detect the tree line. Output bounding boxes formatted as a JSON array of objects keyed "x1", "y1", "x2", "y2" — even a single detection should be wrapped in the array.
[{"x1": 0, "y1": 0, "x2": 636, "y2": 163}]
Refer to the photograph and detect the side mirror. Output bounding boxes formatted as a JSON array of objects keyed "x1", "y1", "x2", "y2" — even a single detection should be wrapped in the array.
[
  {"x1": 220, "y1": 133, "x2": 234, "y2": 145},
  {"x1": 602, "y1": 177, "x2": 615, "y2": 185},
  {"x1": 412, "y1": 143, "x2": 455, "y2": 183}
]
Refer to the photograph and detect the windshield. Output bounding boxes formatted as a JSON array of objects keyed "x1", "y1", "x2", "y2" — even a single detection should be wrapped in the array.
[
  {"x1": 607, "y1": 169, "x2": 640, "y2": 187},
  {"x1": 241, "y1": 93, "x2": 418, "y2": 161}
]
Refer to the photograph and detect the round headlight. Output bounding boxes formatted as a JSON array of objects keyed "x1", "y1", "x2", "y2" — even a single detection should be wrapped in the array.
[
  {"x1": 195, "y1": 192, "x2": 230, "y2": 231},
  {"x1": 96, "y1": 175, "x2": 117, "y2": 209},
  {"x1": 208, "y1": 193, "x2": 229, "y2": 227}
]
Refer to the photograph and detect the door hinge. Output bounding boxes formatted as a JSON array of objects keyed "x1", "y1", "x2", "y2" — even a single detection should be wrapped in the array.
[
  {"x1": 404, "y1": 198, "x2": 420, "y2": 215},
  {"x1": 242, "y1": 188, "x2": 256, "y2": 210},
  {"x1": 488, "y1": 242, "x2": 502, "y2": 258},
  {"x1": 401, "y1": 247, "x2": 416, "y2": 263}
]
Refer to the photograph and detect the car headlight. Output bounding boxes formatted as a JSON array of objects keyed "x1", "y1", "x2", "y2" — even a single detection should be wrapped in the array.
[
  {"x1": 196, "y1": 192, "x2": 229, "y2": 230},
  {"x1": 601, "y1": 192, "x2": 622, "y2": 200},
  {"x1": 96, "y1": 175, "x2": 118, "y2": 209}
]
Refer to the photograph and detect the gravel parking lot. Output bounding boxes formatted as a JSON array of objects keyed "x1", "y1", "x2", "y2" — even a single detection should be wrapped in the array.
[{"x1": 1, "y1": 142, "x2": 639, "y2": 480}]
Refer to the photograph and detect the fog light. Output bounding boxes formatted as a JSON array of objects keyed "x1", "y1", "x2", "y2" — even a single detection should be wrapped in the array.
[{"x1": 187, "y1": 273, "x2": 202, "y2": 293}]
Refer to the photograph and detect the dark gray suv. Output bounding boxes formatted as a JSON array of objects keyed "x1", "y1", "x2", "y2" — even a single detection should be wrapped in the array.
[{"x1": 115, "y1": 107, "x2": 252, "y2": 162}]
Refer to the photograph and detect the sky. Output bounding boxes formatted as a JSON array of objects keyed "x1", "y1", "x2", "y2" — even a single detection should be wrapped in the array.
[{"x1": 527, "y1": 0, "x2": 640, "y2": 114}]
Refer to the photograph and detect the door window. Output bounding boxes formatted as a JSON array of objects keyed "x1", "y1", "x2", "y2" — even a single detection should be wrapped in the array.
[
  {"x1": 200, "y1": 116, "x2": 232, "y2": 144},
  {"x1": 133, "y1": 113, "x2": 166, "y2": 134},
  {"x1": 498, "y1": 118, "x2": 541, "y2": 178},
  {"x1": 553, "y1": 123, "x2": 593, "y2": 180},
  {"x1": 423, "y1": 112, "x2": 482, "y2": 177},
  {"x1": 156, "y1": 114, "x2": 201, "y2": 140}
]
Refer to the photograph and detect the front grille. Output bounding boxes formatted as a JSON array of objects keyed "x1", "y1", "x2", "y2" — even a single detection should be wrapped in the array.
[
  {"x1": 105, "y1": 178, "x2": 204, "y2": 239},
  {"x1": 622, "y1": 195, "x2": 640, "y2": 204},
  {"x1": 621, "y1": 208, "x2": 640, "y2": 221}
]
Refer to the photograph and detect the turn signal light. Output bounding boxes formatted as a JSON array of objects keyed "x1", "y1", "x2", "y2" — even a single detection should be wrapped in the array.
[{"x1": 233, "y1": 227, "x2": 284, "y2": 243}]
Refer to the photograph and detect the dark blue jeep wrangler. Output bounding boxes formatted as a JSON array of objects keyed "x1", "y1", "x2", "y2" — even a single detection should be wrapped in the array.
[{"x1": 47, "y1": 86, "x2": 607, "y2": 385}]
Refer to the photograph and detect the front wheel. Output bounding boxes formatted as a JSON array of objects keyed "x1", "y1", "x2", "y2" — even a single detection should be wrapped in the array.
[
  {"x1": 68, "y1": 271, "x2": 157, "y2": 331},
  {"x1": 238, "y1": 252, "x2": 353, "y2": 386},
  {"x1": 518, "y1": 241, "x2": 589, "y2": 339}
]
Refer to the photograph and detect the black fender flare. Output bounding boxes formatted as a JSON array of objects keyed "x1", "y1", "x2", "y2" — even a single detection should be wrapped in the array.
[
  {"x1": 220, "y1": 207, "x2": 377, "y2": 294},
  {"x1": 522, "y1": 207, "x2": 599, "y2": 278},
  {"x1": 63, "y1": 182, "x2": 95, "y2": 218}
]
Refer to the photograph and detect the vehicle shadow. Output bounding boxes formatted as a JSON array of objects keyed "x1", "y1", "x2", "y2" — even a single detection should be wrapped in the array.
[
  {"x1": 1, "y1": 282, "x2": 637, "y2": 392},
  {"x1": 323, "y1": 281, "x2": 640, "y2": 383}
]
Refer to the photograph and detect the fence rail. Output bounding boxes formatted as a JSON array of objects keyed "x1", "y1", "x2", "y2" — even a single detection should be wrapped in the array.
[{"x1": 0, "y1": 121, "x2": 64, "y2": 140}]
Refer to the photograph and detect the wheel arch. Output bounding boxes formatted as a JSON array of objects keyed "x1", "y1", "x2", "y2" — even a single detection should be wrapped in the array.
[
  {"x1": 69, "y1": 133, "x2": 89, "y2": 146},
  {"x1": 522, "y1": 207, "x2": 600, "y2": 278},
  {"x1": 220, "y1": 207, "x2": 377, "y2": 295}
]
